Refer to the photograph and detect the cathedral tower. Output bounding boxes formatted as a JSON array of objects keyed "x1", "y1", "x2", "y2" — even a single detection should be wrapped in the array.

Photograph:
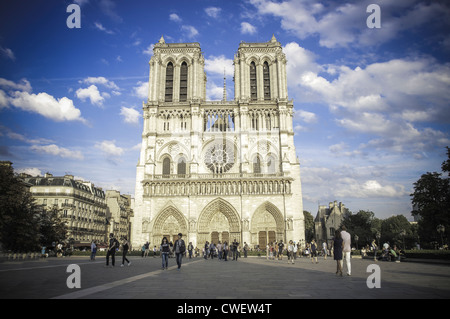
[{"x1": 132, "y1": 35, "x2": 304, "y2": 249}]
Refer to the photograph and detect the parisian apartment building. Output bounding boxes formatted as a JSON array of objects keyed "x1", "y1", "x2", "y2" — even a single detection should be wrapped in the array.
[{"x1": 18, "y1": 171, "x2": 133, "y2": 247}]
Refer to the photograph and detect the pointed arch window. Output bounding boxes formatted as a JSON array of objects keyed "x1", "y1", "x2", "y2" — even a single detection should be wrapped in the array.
[
  {"x1": 165, "y1": 62, "x2": 174, "y2": 102},
  {"x1": 263, "y1": 61, "x2": 270, "y2": 100},
  {"x1": 267, "y1": 155, "x2": 276, "y2": 174},
  {"x1": 253, "y1": 155, "x2": 262, "y2": 174},
  {"x1": 250, "y1": 61, "x2": 257, "y2": 101},
  {"x1": 162, "y1": 157, "x2": 171, "y2": 177},
  {"x1": 179, "y1": 62, "x2": 188, "y2": 102},
  {"x1": 177, "y1": 157, "x2": 186, "y2": 177}
]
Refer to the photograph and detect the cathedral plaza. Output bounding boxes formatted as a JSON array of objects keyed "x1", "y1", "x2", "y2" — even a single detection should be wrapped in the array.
[{"x1": 1, "y1": 254, "x2": 449, "y2": 301}]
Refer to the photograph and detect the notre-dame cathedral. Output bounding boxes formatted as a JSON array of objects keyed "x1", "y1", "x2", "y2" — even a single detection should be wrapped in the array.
[{"x1": 131, "y1": 35, "x2": 305, "y2": 249}]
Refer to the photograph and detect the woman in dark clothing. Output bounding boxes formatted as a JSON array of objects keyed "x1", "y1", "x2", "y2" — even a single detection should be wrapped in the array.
[
  {"x1": 333, "y1": 230, "x2": 344, "y2": 276},
  {"x1": 161, "y1": 237, "x2": 170, "y2": 270}
]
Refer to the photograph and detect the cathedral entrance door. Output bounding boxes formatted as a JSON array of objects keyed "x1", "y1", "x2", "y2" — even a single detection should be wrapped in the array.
[
  {"x1": 221, "y1": 231, "x2": 229, "y2": 244},
  {"x1": 258, "y1": 231, "x2": 276, "y2": 247},
  {"x1": 211, "y1": 231, "x2": 219, "y2": 244}
]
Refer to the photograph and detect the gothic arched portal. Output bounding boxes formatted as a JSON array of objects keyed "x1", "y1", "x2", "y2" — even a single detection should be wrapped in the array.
[
  {"x1": 152, "y1": 206, "x2": 188, "y2": 244},
  {"x1": 197, "y1": 198, "x2": 240, "y2": 245},
  {"x1": 250, "y1": 201, "x2": 284, "y2": 247}
]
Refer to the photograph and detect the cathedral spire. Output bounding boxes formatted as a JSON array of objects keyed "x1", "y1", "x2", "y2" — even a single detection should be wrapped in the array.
[{"x1": 222, "y1": 69, "x2": 227, "y2": 102}]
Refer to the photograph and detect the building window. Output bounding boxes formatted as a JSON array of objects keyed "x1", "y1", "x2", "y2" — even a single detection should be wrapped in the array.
[
  {"x1": 263, "y1": 61, "x2": 270, "y2": 100},
  {"x1": 253, "y1": 155, "x2": 261, "y2": 174},
  {"x1": 177, "y1": 157, "x2": 186, "y2": 177},
  {"x1": 180, "y1": 62, "x2": 188, "y2": 102},
  {"x1": 267, "y1": 155, "x2": 276, "y2": 174},
  {"x1": 162, "y1": 157, "x2": 171, "y2": 176},
  {"x1": 250, "y1": 61, "x2": 257, "y2": 101},
  {"x1": 165, "y1": 62, "x2": 174, "y2": 102}
]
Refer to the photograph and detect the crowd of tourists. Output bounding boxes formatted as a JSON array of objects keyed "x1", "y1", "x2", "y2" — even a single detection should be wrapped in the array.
[{"x1": 100, "y1": 225, "x2": 403, "y2": 277}]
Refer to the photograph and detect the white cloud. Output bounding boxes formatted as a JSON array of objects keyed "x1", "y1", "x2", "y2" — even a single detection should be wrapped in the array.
[
  {"x1": 30, "y1": 144, "x2": 84, "y2": 160},
  {"x1": 0, "y1": 90, "x2": 8, "y2": 108},
  {"x1": 9, "y1": 90, "x2": 85, "y2": 123},
  {"x1": 181, "y1": 25, "x2": 199, "y2": 38},
  {"x1": 249, "y1": 0, "x2": 450, "y2": 48},
  {"x1": 79, "y1": 76, "x2": 119, "y2": 90},
  {"x1": 0, "y1": 78, "x2": 32, "y2": 92},
  {"x1": 133, "y1": 81, "x2": 149, "y2": 99},
  {"x1": 95, "y1": 140, "x2": 124, "y2": 156},
  {"x1": 76, "y1": 85, "x2": 104, "y2": 106},
  {"x1": 143, "y1": 44, "x2": 154, "y2": 56},
  {"x1": 0, "y1": 46, "x2": 16, "y2": 61},
  {"x1": 15, "y1": 167, "x2": 43, "y2": 176},
  {"x1": 169, "y1": 13, "x2": 182, "y2": 23},
  {"x1": 205, "y1": 7, "x2": 221, "y2": 18},
  {"x1": 204, "y1": 55, "x2": 234, "y2": 77},
  {"x1": 94, "y1": 22, "x2": 114, "y2": 34},
  {"x1": 294, "y1": 109, "x2": 317, "y2": 123},
  {"x1": 335, "y1": 179, "x2": 406, "y2": 198},
  {"x1": 120, "y1": 106, "x2": 140, "y2": 124},
  {"x1": 240, "y1": 22, "x2": 256, "y2": 34}
]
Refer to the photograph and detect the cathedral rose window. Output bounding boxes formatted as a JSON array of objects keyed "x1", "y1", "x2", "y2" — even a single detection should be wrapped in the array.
[{"x1": 204, "y1": 141, "x2": 235, "y2": 173}]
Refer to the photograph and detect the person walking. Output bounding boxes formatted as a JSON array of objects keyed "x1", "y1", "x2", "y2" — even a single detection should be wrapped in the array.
[
  {"x1": 232, "y1": 239, "x2": 239, "y2": 261},
  {"x1": 106, "y1": 233, "x2": 118, "y2": 267},
  {"x1": 341, "y1": 226, "x2": 352, "y2": 276},
  {"x1": 310, "y1": 239, "x2": 318, "y2": 264},
  {"x1": 371, "y1": 239, "x2": 378, "y2": 261},
  {"x1": 209, "y1": 242, "x2": 216, "y2": 259},
  {"x1": 333, "y1": 230, "x2": 344, "y2": 276},
  {"x1": 90, "y1": 240, "x2": 97, "y2": 261},
  {"x1": 217, "y1": 241, "x2": 223, "y2": 260},
  {"x1": 204, "y1": 241, "x2": 209, "y2": 260},
  {"x1": 287, "y1": 240, "x2": 295, "y2": 264},
  {"x1": 173, "y1": 233, "x2": 186, "y2": 270},
  {"x1": 243, "y1": 242, "x2": 249, "y2": 258},
  {"x1": 278, "y1": 240, "x2": 284, "y2": 260},
  {"x1": 188, "y1": 242, "x2": 194, "y2": 259},
  {"x1": 322, "y1": 241, "x2": 328, "y2": 260},
  {"x1": 223, "y1": 241, "x2": 229, "y2": 261},
  {"x1": 144, "y1": 241, "x2": 150, "y2": 257},
  {"x1": 121, "y1": 236, "x2": 131, "y2": 267},
  {"x1": 160, "y1": 237, "x2": 170, "y2": 269}
]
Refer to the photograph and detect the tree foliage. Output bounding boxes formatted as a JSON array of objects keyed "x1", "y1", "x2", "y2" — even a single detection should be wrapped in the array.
[
  {"x1": 411, "y1": 147, "x2": 450, "y2": 248},
  {"x1": 0, "y1": 164, "x2": 40, "y2": 252},
  {"x1": 303, "y1": 210, "x2": 314, "y2": 241},
  {"x1": 0, "y1": 164, "x2": 68, "y2": 252}
]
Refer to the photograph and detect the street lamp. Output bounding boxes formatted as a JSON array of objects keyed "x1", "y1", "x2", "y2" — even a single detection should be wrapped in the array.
[
  {"x1": 399, "y1": 230, "x2": 406, "y2": 251},
  {"x1": 437, "y1": 225, "x2": 445, "y2": 249}
]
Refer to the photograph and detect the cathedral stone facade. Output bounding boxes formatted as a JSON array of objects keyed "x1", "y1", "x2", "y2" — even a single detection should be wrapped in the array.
[{"x1": 131, "y1": 35, "x2": 305, "y2": 250}]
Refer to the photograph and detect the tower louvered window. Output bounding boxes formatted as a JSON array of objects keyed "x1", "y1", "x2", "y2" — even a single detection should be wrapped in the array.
[
  {"x1": 180, "y1": 62, "x2": 188, "y2": 102},
  {"x1": 165, "y1": 62, "x2": 173, "y2": 102},
  {"x1": 263, "y1": 61, "x2": 270, "y2": 100},
  {"x1": 250, "y1": 61, "x2": 257, "y2": 101}
]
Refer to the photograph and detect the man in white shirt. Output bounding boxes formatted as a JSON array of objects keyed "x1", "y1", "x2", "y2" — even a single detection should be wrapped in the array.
[{"x1": 340, "y1": 226, "x2": 352, "y2": 276}]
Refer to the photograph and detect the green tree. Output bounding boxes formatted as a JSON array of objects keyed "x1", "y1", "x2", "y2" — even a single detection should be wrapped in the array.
[
  {"x1": 411, "y1": 147, "x2": 450, "y2": 248},
  {"x1": 0, "y1": 164, "x2": 40, "y2": 252},
  {"x1": 380, "y1": 215, "x2": 412, "y2": 249},
  {"x1": 37, "y1": 206, "x2": 68, "y2": 247},
  {"x1": 342, "y1": 210, "x2": 380, "y2": 248},
  {"x1": 303, "y1": 210, "x2": 314, "y2": 242}
]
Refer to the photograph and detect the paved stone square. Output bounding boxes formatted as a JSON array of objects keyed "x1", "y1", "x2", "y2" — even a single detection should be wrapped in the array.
[{"x1": 1, "y1": 254, "x2": 449, "y2": 301}]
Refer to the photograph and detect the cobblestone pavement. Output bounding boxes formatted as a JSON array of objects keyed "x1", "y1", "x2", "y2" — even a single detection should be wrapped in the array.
[{"x1": 1, "y1": 255, "x2": 449, "y2": 300}]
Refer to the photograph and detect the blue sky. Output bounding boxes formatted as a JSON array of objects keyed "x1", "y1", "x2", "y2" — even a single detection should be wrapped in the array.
[{"x1": 0, "y1": 0, "x2": 449, "y2": 220}]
